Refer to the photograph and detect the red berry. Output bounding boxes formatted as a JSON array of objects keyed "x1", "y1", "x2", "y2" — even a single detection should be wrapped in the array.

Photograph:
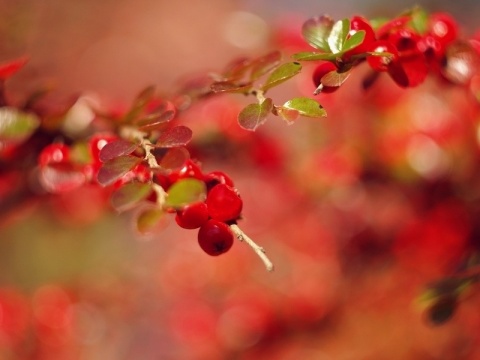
[
  {"x1": 206, "y1": 183, "x2": 243, "y2": 222},
  {"x1": 388, "y1": 28, "x2": 420, "y2": 52},
  {"x1": 88, "y1": 133, "x2": 117, "y2": 163},
  {"x1": 428, "y1": 12, "x2": 458, "y2": 46},
  {"x1": 38, "y1": 144, "x2": 70, "y2": 167},
  {"x1": 169, "y1": 159, "x2": 203, "y2": 183},
  {"x1": 197, "y1": 219, "x2": 234, "y2": 256},
  {"x1": 344, "y1": 16, "x2": 376, "y2": 56},
  {"x1": 367, "y1": 41, "x2": 399, "y2": 72},
  {"x1": 312, "y1": 62, "x2": 339, "y2": 94},
  {"x1": 175, "y1": 202, "x2": 209, "y2": 229},
  {"x1": 204, "y1": 171, "x2": 234, "y2": 189}
]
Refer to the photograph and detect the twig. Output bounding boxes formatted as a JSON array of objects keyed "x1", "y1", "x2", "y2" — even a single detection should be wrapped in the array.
[{"x1": 230, "y1": 224, "x2": 274, "y2": 272}]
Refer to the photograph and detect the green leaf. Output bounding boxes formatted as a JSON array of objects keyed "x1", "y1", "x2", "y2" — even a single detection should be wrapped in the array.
[
  {"x1": 156, "y1": 126, "x2": 192, "y2": 148},
  {"x1": 320, "y1": 68, "x2": 352, "y2": 87},
  {"x1": 261, "y1": 62, "x2": 302, "y2": 92},
  {"x1": 222, "y1": 56, "x2": 253, "y2": 81},
  {"x1": 342, "y1": 30, "x2": 366, "y2": 52},
  {"x1": 282, "y1": 98, "x2": 327, "y2": 118},
  {"x1": 97, "y1": 155, "x2": 142, "y2": 187},
  {"x1": 136, "y1": 207, "x2": 166, "y2": 235},
  {"x1": 328, "y1": 19, "x2": 350, "y2": 54},
  {"x1": 302, "y1": 15, "x2": 334, "y2": 52},
  {"x1": 274, "y1": 106, "x2": 300, "y2": 124},
  {"x1": 99, "y1": 139, "x2": 138, "y2": 163},
  {"x1": 250, "y1": 51, "x2": 282, "y2": 80},
  {"x1": 110, "y1": 182, "x2": 153, "y2": 212},
  {"x1": 0, "y1": 107, "x2": 39, "y2": 143},
  {"x1": 210, "y1": 81, "x2": 252, "y2": 93},
  {"x1": 164, "y1": 178, "x2": 206, "y2": 209},
  {"x1": 409, "y1": 6, "x2": 428, "y2": 35},
  {"x1": 291, "y1": 52, "x2": 337, "y2": 61},
  {"x1": 237, "y1": 98, "x2": 273, "y2": 131}
]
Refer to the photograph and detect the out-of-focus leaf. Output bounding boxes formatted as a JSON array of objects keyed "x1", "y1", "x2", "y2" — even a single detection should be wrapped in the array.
[
  {"x1": 222, "y1": 56, "x2": 253, "y2": 81},
  {"x1": 442, "y1": 41, "x2": 480, "y2": 86},
  {"x1": 302, "y1": 16, "x2": 334, "y2": 52},
  {"x1": 328, "y1": 19, "x2": 350, "y2": 54},
  {"x1": 291, "y1": 52, "x2": 337, "y2": 61},
  {"x1": 274, "y1": 106, "x2": 300, "y2": 124},
  {"x1": 156, "y1": 126, "x2": 192, "y2": 148},
  {"x1": 282, "y1": 97, "x2": 327, "y2": 118},
  {"x1": 155, "y1": 147, "x2": 190, "y2": 170},
  {"x1": 0, "y1": 56, "x2": 29, "y2": 80},
  {"x1": 210, "y1": 81, "x2": 252, "y2": 93},
  {"x1": 164, "y1": 178, "x2": 206, "y2": 209},
  {"x1": 137, "y1": 110, "x2": 175, "y2": 132},
  {"x1": 261, "y1": 62, "x2": 302, "y2": 92},
  {"x1": 136, "y1": 207, "x2": 166, "y2": 235},
  {"x1": 110, "y1": 182, "x2": 153, "y2": 212},
  {"x1": 39, "y1": 164, "x2": 86, "y2": 193},
  {"x1": 123, "y1": 85, "x2": 156, "y2": 123},
  {"x1": 97, "y1": 155, "x2": 142, "y2": 187},
  {"x1": 70, "y1": 141, "x2": 92, "y2": 165},
  {"x1": 409, "y1": 6, "x2": 428, "y2": 35},
  {"x1": 321, "y1": 68, "x2": 352, "y2": 87},
  {"x1": 342, "y1": 30, "x2": 366, "y2": 52},
  {"x1": 237, "y1": 98, "x2": 273, "y2": 131},
  {"x1": 99, "y1": 139, "x2": 138, "y2": 163},
  {"x1": 250, "y1": 51, "x2": 282, "y2": 80},
  {"x1": 0, "y1": 107, "x2": 39, "y2": 143},
  {"x1": 426, "y1": 295, "x2": 457, "y2": 326}
]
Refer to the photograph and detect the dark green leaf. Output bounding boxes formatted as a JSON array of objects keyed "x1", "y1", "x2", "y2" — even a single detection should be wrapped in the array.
[
  {"x1": 110, "y1": 182, "x2": 153, "y2": 212},
  {"x1": 237, "y1": 98, "x2": 273, "y2": 131},
  {"x1": 97, "y1": 155, "x2": 142, "y2": 187},
  {"x1": 164, "y1": 178, "x2": 206, "y2": 209},
  {"x1": 291, "y1": 52, "x2": 337, "y2": 61},
  {"x1": 342, "y1": 30, "x2": 366, "y2": 52},
  {"x1": 302, "y1": 15, "x2": 334, "y2": 52},
  {"x1": 156, "y1": 126, "x2": 192, "y2": 148},
  {"x1": 328, "y1": 18, "x2": 350, "y2": 54},
  {"x1": 250, "y1": 51, "x2": 282, "y2": 80},
  {"x1": 282, "y1": 97, "x2": 327, "y2": 118},
  {"x1": 261, "y1": 62, "x2": 302, "y2": 92},
  {"x1": 137, "y1": 110, "x2": 175, "y2": 132},
  {"x1": 99, "y1": 139, "x2": 138, "y2": 163},
  {"x1": 136, "y1": 207, "x2": 166, "y2": 235},
  {"x1": 210, "y1": 81, "x2": 252, "y2": 93},
  {"x1": 0, "y1": 107, "x2": 39, "y2": 142}
]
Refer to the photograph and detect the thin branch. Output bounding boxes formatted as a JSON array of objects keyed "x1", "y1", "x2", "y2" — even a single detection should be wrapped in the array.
[{"x1": 230, "y1": 224, "x2": 274, "y2": 272}]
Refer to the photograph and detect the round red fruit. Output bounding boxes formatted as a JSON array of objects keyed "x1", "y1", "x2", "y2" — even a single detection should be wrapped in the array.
[
  {"x1": 428, "y1": 12, "x2": 458, "y2": 46},
  {"x1": 169, "y1": 159, "x2": 203, "y2": 183},
  {"x1": 88, "y1": 133, "x2": 117, "y2": 163},
  {"x1": 198, "y1": 219, "x2": 234, "y2": 256},
  {"x1": 312, "y1": 62, "x2": 339, "y2": 94},
  {"x1": 204, "y1": 171, "x2": 234, "y2": 189},
  {"x1": 367, "y1": 41, "x2": 399, "y2": 72},
  {"x1": 175, "y1": 202, "x2": 209, "y2": 229},
  {"x1": 206, "y1": 183, "x2": 243, "y2": 222},
  {"x1": 345, "y1": 16, "x2": 376, "y2": 56},
  {"x1": 38, "y1": 143, "x2": 70, "y2": 167}
]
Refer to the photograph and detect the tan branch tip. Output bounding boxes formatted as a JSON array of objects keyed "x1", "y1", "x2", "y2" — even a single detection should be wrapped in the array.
[{"x1": 230, "y1": 224, "x2": 274, "y2": 272}]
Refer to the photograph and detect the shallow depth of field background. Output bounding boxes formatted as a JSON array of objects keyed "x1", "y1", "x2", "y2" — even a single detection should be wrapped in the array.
[{"x1": 1, "y1": 1, "x2": 480, "y2": 359}]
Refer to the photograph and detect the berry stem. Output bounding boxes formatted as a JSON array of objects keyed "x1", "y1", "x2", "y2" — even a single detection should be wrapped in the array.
[{"x1": 229, "y1": 224, "x2": 274, "y2": 272}]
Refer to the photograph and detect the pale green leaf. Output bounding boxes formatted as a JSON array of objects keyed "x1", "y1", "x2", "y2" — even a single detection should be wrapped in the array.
[
  {"x1": 302, "y1": 15, "x2": 334, "y2": 52},
  {"x1": 237, "y1": 98, "x2": 273, "y2": 131},
  {"x1": 282, "y1": 97, "x2": 327, "y2": 118},
  {"x1": 328, "y1": 18, "x2": 350, "y2": 54},
  {"x1": 164, "y1": 178, "x2": 207, "y2": 209},
  {"x1": 110, "y1": 182, "x2": 153, "y2": 212},
  {"x1": 261, "y1": 62, "x2": 302, "y2": 92}
]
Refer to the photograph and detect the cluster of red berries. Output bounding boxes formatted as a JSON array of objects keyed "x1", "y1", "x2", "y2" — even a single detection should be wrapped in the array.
[
  {"x1": 157, "y1": 160, "x2": 243, "y2": 257},
  {"x1": 312, "y1": 11, "x2": 468, "y2": 92}
]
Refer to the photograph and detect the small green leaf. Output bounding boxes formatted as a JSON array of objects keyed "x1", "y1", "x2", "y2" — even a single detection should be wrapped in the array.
[
  {"x1": 291, "y1": 52, "x2": 337, "y2": 61},
  {"x1": 97, "y1": 155, "x2": 142, "y2": 187},
  {"x1": 136, "y1": 207, "x2": 166, "y2": 235},
  {"x1": 210, "y1": 81, "x2": 252, "y2": 93},
  {"x1": 99, "y1": 139, "x2": 138, "y2": 163},
  {"x1": 0, "y1": 107, "x2": 39, "y2": 142},
  {"x1": 261, "y1": 62, "x2": 302, "y2": 92},
  {"x1": 164, "y1": 178, "x2": 206, "y2": 209},
  {"x1": 302, "y1": 15, "x2": 334, "y2": 52},
  {"x1": 320, "y1": 68, "x2": 352, "y2": 87},
  {"x1": 328, "y1": 19, "x2": 350, "y2": 54},
  {"x1": 409, "y1": 7, "x2": 429, "y2": 35},
  {"x1": 237, "y1": 98, "x2": 273, "y2": 131},
  {"x1": 156, "y1": 126, "x2": 192, "y2": 148},
  {"x1": 342, "y1": 30, "x2": 366, "y2": 52},
  {"x1": 110, "y1": 182, "x2": 153, "y2": 212},
  {"x1": 282, "y1": 97, "x2": 327, "y2": 118},
  {"x1": 250, "y1": 51, "x2": 282, "y2": 80}
]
